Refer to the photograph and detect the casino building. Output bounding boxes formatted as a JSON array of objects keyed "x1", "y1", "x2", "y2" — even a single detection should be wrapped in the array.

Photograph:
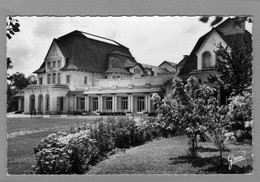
[{"x1": 17, "y1": 30, "x2": 177, "y2": 115}]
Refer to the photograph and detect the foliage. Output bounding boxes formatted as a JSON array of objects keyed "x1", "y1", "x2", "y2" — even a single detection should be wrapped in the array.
[
  {"x1": 228, "y1": 91, "x2": 253, "y2": 139},
  {"x1": 203, "y1": 105, "x2": 236, "y2": 166},
  {"x1": 33, "y1": 117, "x2": 163, "y2": 174},
  {"x1": 199, "y1": 15, "x2": 252, "y2": 27},
  {"x1": 152, "y1": 76, "x2": 219, "y2": 157},
  {"x1": 7, "y1": 72, "x2": 37, "y2": 112},
  {"x1": 6, "y1": 16, "x2": 20, "y2": 39},
  {"x1": 208, "y1": 40, "x2": 252, "y2": 96}
]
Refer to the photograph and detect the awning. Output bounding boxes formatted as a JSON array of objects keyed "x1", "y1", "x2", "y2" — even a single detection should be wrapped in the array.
[{"x1": 66, "y1": 90, "x2": 84, "y2": 96}]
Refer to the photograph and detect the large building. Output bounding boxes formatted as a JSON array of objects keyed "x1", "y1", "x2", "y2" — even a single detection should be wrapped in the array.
[
  {"x1": 17, "y1": 30, "x2": 177, "y2": 114},
  {"x1": 17, "y1": 17, "x2": 251, "y2": 114}
]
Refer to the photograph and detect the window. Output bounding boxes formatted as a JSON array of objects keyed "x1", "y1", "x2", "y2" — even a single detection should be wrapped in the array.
[
  {"x1": 47, "y1": 62, "x2": 51, "y2": 70},
  {"x1": 47, "y1": 74, "x2": 51, "y2": 84},
  {"x1": 57, "y1": 73, "x2": 61, "y2": 84},
  {"x1": 92, "y1": 97, "x2": 98, "y2": 111},
  {"x1": 137, "y1": 96, "x2": 145, "y2": 112},
  {"x1": 105, "y1": 97, "x2": 113, "y2": 110},
  {"x1": 52, "y1": 61, "x2": 56, "y2": 69},
  {"x1": 202, "y1": 51, "x2": 212, "y2": 68},
  {"x1": 66, "y1": 75, "x2": 71, "y2": 84},
  {"x1": 112, "y1": 76, "x2": 116, "y2": 79},
  {"x1": 117, "y1": 76, "x2": 120, "y2": 79},
  {"x1": 52, "y1": 73, "x2": 56, "y2": 84},
  {"x1": 83, "y1": 76, "x2": 88, "y2": 85},
  {"x1": 57, "y1": 60, "x2": 61, "y2": 68},
  {"x1": 134, "y1": 68, "x2": 141, "y2": 74},
  {"x1": 121, "y1": 96, "x2": 128, "y2": 110},
  {"x1": 77, "y1": 97, "x2": 85, "y2": 110},
  {"x1": 80, "y1": 98, "x2": 85, "y2": 110},
  {"x1": 39, "y1": 77, "x2": 43, "y2": 85}
]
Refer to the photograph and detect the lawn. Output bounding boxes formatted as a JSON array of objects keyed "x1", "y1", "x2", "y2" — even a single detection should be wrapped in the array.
[
  {"x1": 7, "y1": 117, "x2": 98, "y2": 174},
  {"x1": 87, "y1": 136, "x2": 253, "y2": 174},
  {"x1": 7, "y1": 117, "x2": 253, "y2": 175}
]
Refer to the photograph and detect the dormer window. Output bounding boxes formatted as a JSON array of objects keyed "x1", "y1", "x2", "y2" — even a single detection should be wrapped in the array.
[
  {"x1": 57, "y1": 60, "x2": 61, "y2": 68},
  {"x1": 202, "y1": 51, "x2": 212, "y2": 69},
  {"x1": 134, "y1": 68, "x2": 140, "y2": 74},
  {"x1": 52, "y1": 61, "x2": 56, "y2": 69},
  {"x1": 47, "y1": 62, "x2": 51, "y2": 70}
]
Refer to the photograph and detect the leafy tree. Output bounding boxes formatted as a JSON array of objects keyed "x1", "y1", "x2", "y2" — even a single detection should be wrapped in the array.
[
  {"x1": 7, "y1": 72, "x2": 36, "y2": 112},
  {"x1": 199, "y1": 16, "x2": 252, "y2": 27},
  {"x1": 228, "y1": 91, "x2": 253, "y2": 139},
  {"x1": 7, "y1": 57, "x2": 13, "y2": 81},
  {"x1": 152, "y1": 76, "x2": 238, "y2": 165},
  {"x1": 152, "y1": 76, "x2": 218, "y2": 157},
  {"x1": 203, "y1": 105, "x2": 235, "y2": 167},
  {"x1": 6, "y1": 16, "x2": 20, "y2": 39},
  {"x1": 208, "y1": 40, "x2": 252, "y2": 97}
]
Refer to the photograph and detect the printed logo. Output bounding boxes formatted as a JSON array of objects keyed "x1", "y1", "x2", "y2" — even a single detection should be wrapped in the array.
[{"x1": 228, "y1": 151, "x2": 246, "y2": 170}]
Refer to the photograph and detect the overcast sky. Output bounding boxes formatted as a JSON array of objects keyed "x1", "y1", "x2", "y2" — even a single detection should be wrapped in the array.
[{"x1": 6, "y1": 16, "x2": 252, "y2": 76}]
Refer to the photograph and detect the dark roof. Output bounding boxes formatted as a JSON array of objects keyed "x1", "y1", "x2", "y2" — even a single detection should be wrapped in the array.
[
  {"x1": 158, "y1": 61, "x2": 177, "y2": 68},
  {"x1": 34, "y1": 30, "x2": 135, "y2": 74},
  {"x1": 178, "y1": 31, "x2": 210, "y2": 80},
  {"x1": 142, "y1": 63, "x2": 168, "y2": 73},
  {"x1": 177, "y1": 55, "x2": 188, "y2": 68},
  {"x1": 178, "y1": 17, "x2": 252, "y2": 80}
]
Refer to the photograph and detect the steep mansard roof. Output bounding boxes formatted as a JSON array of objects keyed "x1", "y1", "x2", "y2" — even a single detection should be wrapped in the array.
[
  {"x1": 34, "y1": 30, "x2": 137, "y2": 74},
  {"x1": 178, "y1": 17, "x2": 252, "y2": 80}
]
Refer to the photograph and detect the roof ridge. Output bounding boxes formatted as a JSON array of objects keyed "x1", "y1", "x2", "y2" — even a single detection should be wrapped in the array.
[{"x1": 79, "y1": 30, "x2": 127, "y2": 48}]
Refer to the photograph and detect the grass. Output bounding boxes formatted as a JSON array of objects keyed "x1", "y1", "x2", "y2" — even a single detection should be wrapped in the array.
[
  {"x1": 7, "y1": 117, "x2": 253, "y2": 174},
  {"x1": 7, "y1": 117, "x2": 95, "y2": 174},
  {"x1": 87, "y1": 136, "x2": 253, "y2": 174}
]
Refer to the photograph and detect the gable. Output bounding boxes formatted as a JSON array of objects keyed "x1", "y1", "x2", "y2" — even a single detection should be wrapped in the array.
[
  {"x1": 196, "y1": 29, "x2": 228, "y2": 56},
  {"x1": 159, "y1": 62, "x2": 176, "y2": 72},
  {"x1": 44, "y1": 40, "x2": 65, "y2": 61}
]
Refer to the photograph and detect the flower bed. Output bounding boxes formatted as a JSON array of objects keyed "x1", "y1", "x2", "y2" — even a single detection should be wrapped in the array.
[{"x1": 33, "y1": 117, "x2": 167, "y2": 174}]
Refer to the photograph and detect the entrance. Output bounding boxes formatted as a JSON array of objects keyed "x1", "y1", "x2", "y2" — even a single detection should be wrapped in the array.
[{"x1": 29, "y1": 94, "x2": 35, "y2": 112}]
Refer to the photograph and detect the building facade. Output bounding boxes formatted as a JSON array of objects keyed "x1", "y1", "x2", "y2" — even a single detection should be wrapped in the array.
[
  {"x1": 18, "y1": 30, "x2": 176, "y2": 114},
  {"x1": 171, "y1": 17, "x2": 252, "y2": 104}
]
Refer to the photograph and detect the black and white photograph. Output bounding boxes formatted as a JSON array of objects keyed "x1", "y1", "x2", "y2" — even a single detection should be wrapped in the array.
[{"x1": 5, "y1": 15, "x2": 253, "y2": 175}]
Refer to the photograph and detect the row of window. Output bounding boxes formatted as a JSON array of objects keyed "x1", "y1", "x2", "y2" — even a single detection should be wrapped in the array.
[
  {"x1": 39, "y1": 74, "x2": 88, "y2": 85},
  {"x1": 76, "y1": 96, "x2": 145, "y2": 112},
  {"x1": 47, "y1": 60, "x2": 62, "y2": 70},
  {"x1": 46, "y1": 73, "x2": 61, "y2": 84}
]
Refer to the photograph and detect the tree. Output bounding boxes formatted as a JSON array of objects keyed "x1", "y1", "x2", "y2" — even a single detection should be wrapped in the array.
[
  {"x1": 199, "y1": 16, "x2": 252, "y2": 27},
  {"x1": 228, "y1": 91, "x2": 253, "y2": 139},
  {"x1": 208, "y1": 40, "x2": 252, "y2": 97},
  {"x1": 152, "y1": 76, "x2": 218, "y2": 158},
  {"x1": 203, "y1": 105, "x2": 235, "y2": 167},
  {"x1": 6, "y1": 16, "x2": 20, "y2": 39},
  {"x1": 7, "y1": 72, "x2": 36, "y2": 112}
]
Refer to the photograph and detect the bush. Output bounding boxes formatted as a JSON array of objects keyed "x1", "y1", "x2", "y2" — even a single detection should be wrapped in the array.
[
  {"x1": 33, "y1": 116, "x2": 163, "y2": 174},
  {"x1": 33, "y1": 130, "x2": 100, "y2": 174},
  {"x1": 228, "y1": 91, "x2": 253, "y2": 140}
]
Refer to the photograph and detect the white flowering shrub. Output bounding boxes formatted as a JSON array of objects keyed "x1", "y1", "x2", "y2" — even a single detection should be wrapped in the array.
[
  {"x1": 228, "y1": 91, "x2": 253, "y2": 139},
  {"x1": 33, "y1": 130, "x2": 100, "y2": 174},
  {"x1": 33, "y1": 117, "x2": 163, "y2": 174}
]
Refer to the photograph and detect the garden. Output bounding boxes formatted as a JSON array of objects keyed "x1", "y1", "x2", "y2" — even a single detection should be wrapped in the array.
[{"x1": 26, "y1": 76, "x2": 252, "y2": 174}]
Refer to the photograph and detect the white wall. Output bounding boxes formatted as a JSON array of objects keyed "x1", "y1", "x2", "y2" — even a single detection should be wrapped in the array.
[{"x1": 196, "y1": 30, "x2": 228, "y2": 70}]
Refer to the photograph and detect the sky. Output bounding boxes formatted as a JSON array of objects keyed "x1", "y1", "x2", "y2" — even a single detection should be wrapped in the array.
[{"x1": 6, "y1": 16, "x2": 252, "y2": 76}]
